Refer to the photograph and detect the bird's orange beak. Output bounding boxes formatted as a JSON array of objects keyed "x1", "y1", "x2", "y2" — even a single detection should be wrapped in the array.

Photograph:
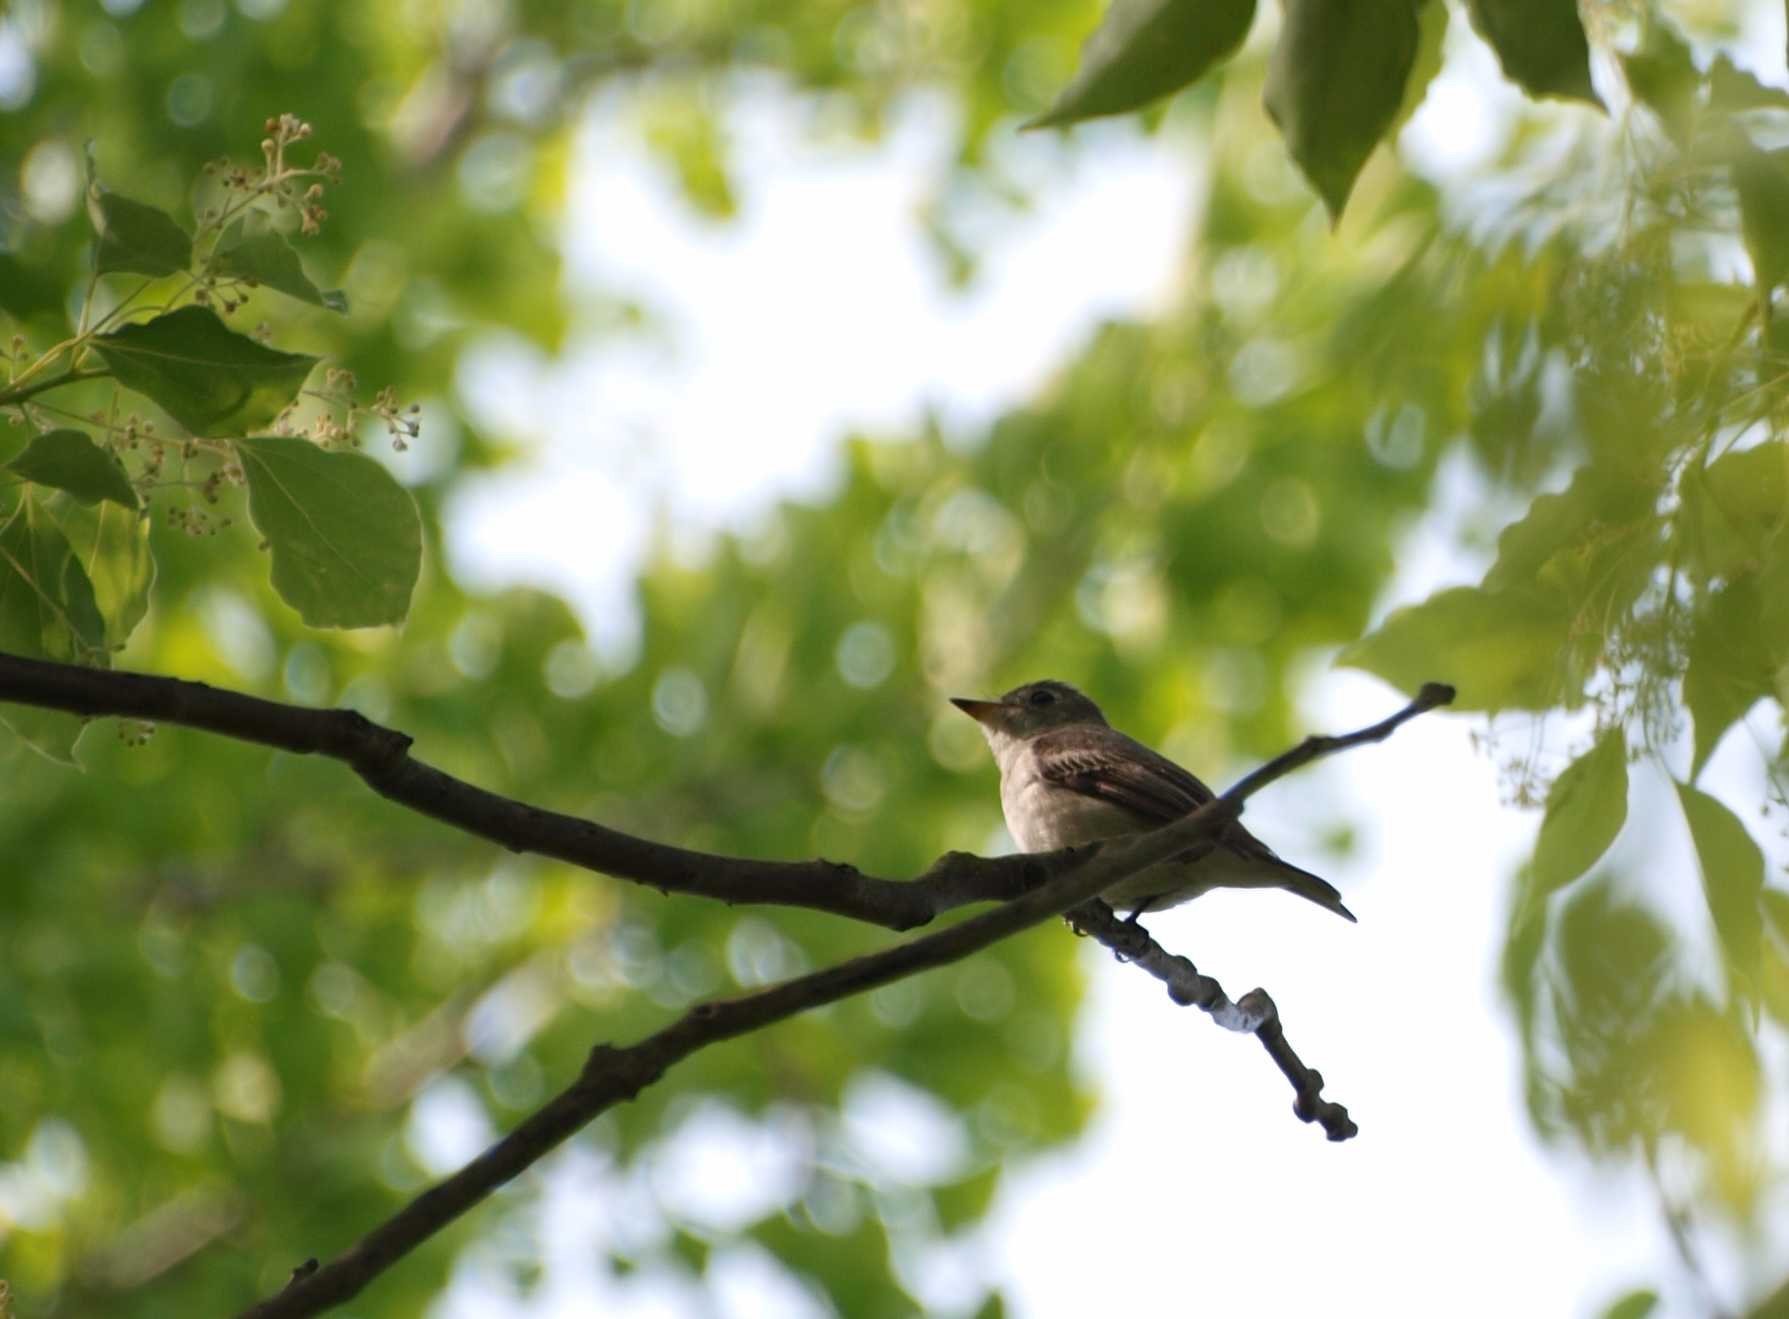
[{"x1": 949, "y1": 696, "x2": 1010, "y2": 725}]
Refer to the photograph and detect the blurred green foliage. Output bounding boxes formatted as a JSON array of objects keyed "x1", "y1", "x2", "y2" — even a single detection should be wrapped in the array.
[{"x1": 4, "y1": 0, "x2": 1789, "y2": 1315}]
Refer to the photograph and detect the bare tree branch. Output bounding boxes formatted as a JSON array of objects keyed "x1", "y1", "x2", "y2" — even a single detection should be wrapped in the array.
[
  {"x1": 1223, "y1": 681, "x2": 1456, "y2": 802},
  {"x1": 232, "y1": 682, "x2": 1451, "y2": 1317},
  {"x1": 0, "y1": 649, "x2": 1449, "y2": 1309},
  {"x1": 0, "y1": 650, "x2": 1037, "y2": 929},
  {"x1": 1067, "y1": 901, "x2": 1357, "y2": 1140},
  {"x1": 1061, "y1": 681, "x2": 1459, "y2": 1143},
  {"x1": 0, "y1": 655, "x2": 1451, "y2": 935}
]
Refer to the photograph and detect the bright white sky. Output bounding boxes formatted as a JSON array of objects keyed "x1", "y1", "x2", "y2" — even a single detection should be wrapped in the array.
[{"x1": 426, "y1": 23, "x2": 1783, "y2": 1319}]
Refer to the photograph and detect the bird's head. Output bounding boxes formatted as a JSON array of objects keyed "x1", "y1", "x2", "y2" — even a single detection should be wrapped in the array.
[{"x1": 950, "y1": 679, "x2": 1108, "y2": 742}]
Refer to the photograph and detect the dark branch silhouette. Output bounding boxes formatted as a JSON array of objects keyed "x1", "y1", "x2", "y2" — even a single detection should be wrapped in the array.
[
  {"x1": 0, "y1": 650, "x2": 1040, "y2": 929},
  {"x1": 228, "y1": 681, "x2": 1448, "y2": 1316},
  {"x1": 1068, "y1": 901, "x2": 1357, "y2": 1140},
  {"x1": 0, "y1": 650, "x2": 1452, "y2": 1314}
]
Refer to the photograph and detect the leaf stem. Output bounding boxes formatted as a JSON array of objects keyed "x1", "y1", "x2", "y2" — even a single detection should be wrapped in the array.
[{"x1": 0, "y1": 366, "x2": 111, "y2": 410}]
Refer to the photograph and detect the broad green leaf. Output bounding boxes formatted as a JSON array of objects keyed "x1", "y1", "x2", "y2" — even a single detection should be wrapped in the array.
[
  {"x1": 1766, "y1": 889, "x2": 1789, "y2": 943},
  {"x1": 1680, "y1": 441, "x2": 1789, "y2": 583},
  {"x1": 1485, "y1": 463, "x2": 1657, "y2": 595},
  {"x1": 1501, "y1": 898, "x2": 1548, "y2": 1122},
  {"x1": 91, "y1": 306, "x2": 318, "y2": 437},
  {"x1": 1621, "y1": 19, "x2": 1697, "y2": 144},
  {"x1": 0, "y1": 253, "x2": 67, "y2": 326},
  {"x1": 0, "y1": 505, "x2": 108, "y2": 763},
  {"x1": 1026, "y1": 0, "x2": 1256, "y2": 129},
  {"x1": 1669, "y1": 280, "x2": 1756, "y2": 339},
  {"x1": 87, "y1": 179, "x2": 192, "y2": 278},
  {"x1": 214, "y1": 215, "x2": 348, "y2": 313},
  {"x1": 1682, "y1": 579, "x2": 1778, "y2": 778},
  {"x1": 234, "y1": 436, "x2": 421, "y2": 628},
  {"x1": 1601, "y1": 1288, "x2": 1659, "y2": 1319},
  {"x1": 0, "y1": 506, "x2": 108, "y2": 661},
  {"x1": 1523, "y1": 730, "x2": 1628, "y2": 910},
  {"x1": 1675, "y1": 782, "x2": 1765, "y2": 988},
  {"x1": 1338, "y1": 585, "x2": 1574, "y2": 711},
  {"x1": 1549, "y1": 885, "x2": 1678, "y2": 1146},
  {"x1": 1735, "y1": 147, "x2": 1789, "y2": 297},
  {"x1": 45, "y1": 498, "x2": 155, "y2": 649},
  {"x1": 1263, "y1": 0, "x2": 1418, "y2": 221},
  {"x1": 640, "y1": 98, "x2": 737, "y2": 219},
  {"x1": 666, "y1": 1228, "x2": 709, "y2": 1273},
  {"x1": 1391, "y1": 0, "x2": 1450, "y2": 133},
  {"x1": 0, "y1": 693, "x2": 87, "y2": 763},
  {"x1": 1501, "y1": 898, "x2": 1545, "y2": 1032},
  {"x1": 1557, "y1": 882, "x2": 1674, "y2": 1030},
  {"x1": 932, "y1": 1163, "x2": 1001, "y2": 1232},
  {"x1": 1465, "y1": 0, "x2": 1600, "y2": 107},
  {"x1": 1707, "y1": 55, "x2": 1789, "y2": 115},
  {"x1": 6, "y1": 429, "x2": 138, "y2": 508}
]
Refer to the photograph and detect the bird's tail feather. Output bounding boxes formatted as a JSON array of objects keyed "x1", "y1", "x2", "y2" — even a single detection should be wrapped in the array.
[{"x1": 1271, "y1": 862, "x2": 1357, "y2": 922}]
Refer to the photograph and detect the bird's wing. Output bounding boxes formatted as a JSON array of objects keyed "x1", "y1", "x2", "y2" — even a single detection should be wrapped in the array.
[
  {"x1": 1030, "y1": 726, "x2": 1216, "y2": 826},
  {"x1": 1033, "y1": 725, "x2": 1355, "y2": 921},
  {"x1": 1032, "y1": 725, "x2": 1296, "y2": 863}
]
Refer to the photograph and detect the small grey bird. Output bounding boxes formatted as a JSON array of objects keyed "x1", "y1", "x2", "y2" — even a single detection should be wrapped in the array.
[{"x1": 951, "y1": 679, "x2": 1355, "y2": 921}]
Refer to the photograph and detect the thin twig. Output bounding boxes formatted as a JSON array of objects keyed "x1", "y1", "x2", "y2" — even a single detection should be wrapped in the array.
[
  {"x1": 1065, "y1": 901, "x2": 1357, "y2": 1140},
  {"x1": 1222, "y1": 681, "x2": 1456, "y2": 805},
  {"x1": 0, "y1": 365, "x2": 110, "y2": 410}
]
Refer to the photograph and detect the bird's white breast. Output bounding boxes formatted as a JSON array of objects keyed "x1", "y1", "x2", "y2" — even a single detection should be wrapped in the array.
[{"x1": 997, "y1": 754, "x2": 1139, "y2": 852}]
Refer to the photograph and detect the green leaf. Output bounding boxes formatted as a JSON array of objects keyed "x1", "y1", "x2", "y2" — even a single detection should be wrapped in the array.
[
  {"x1": 1675, "y1": 782, "x2": 1765, "y2": 988},
  {"x1": 1391, "y1": 0, "x2": 1450, "y2": 133},
  {"x1": 0, "y1": 702, "x2": 85, "y2": 763},
  {"x1": 1465, "y1": 0, "x2": 1600, "y2": 106},
  {"x1": 1485, "y1": 463, "x2": 1657, "y2": 596},
  {"x1": 1763, "y1": 888, "x2": 1789, "y2": 943},
  {"x1": 1338, "y1": 584, "x2": 1574, "y2": 711},
  {"x1": 1680, "y1": 441, "x2": 1789, "y2": 583},
  {"x1": 1707, "y1": 55, "x2": 1789, "y2": 115},
  {"x1": 1523, "y1": 730, "x2": 1627, "y2": 913},
  {"x1": 214, "y1": 215, "x2": 348, "y2": 313},
  {"x1": 973, "y1": 1292, "x2": 1009, "y2": 1319},
  {"x1": 1500, "y1": 898, "x2": 1548, "y2": 1066},
  {"x1": 234, "y1": 436, "x2": 422, "y2": 629},
  {"x1": 44, "y1": 498, "x2": 155, "y2": 649},
  {"x1": 6, "y1": 429, "x2": 138, "y2": 508},
  {"x1": 1601, "y1": 1288, "x2": 1659, "y2": 1319},
  {"x1": 640, "y1": 99, "x2": 737, "y2": 220},
  {"x1": 1026, "y1": 0, "x2": 1256, "y2": 129},
  {"x1": 87, "y1": 178, "x2": 193, "y2": 278},
  {"x1": 665, "y1": 1228, "x2": 709, "y2": 1273},
  {"x1": 1682, "y1": 579, "x2": 1778, "y2": 779},
  {"x1": 0, "y1": 253, "x2": 68, "y2": 326},
  {"x1": 0, "y1": 504, "x2": 108, "y2": 763},
  {"x1": 1621, "y1": 20, "x2": 1698, "y2": 144},
  {"x1": 1263, "y1": 0, "x2": 1419, "y2": 221},
  {"x1": 932, "y1": 1163, "x2": 1001, "y2": 1232},
  {"x1": 1477, "y1": 466, "x2": 1659, "y2": 683},
  {"x1": 91, "y1": 306, "x2": 318, "y2": 437},
  {"x1": 1734, "y1": 147, "x2": 1789, "y2": 297},
  {"x1": 0, "y1": 505, "x2": 108, "y2": 662}
]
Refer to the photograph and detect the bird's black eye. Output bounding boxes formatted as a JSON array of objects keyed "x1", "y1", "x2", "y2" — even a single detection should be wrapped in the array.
[{"x1": 1029, "y1": 688, "x2": 1056, "y2": 708}]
